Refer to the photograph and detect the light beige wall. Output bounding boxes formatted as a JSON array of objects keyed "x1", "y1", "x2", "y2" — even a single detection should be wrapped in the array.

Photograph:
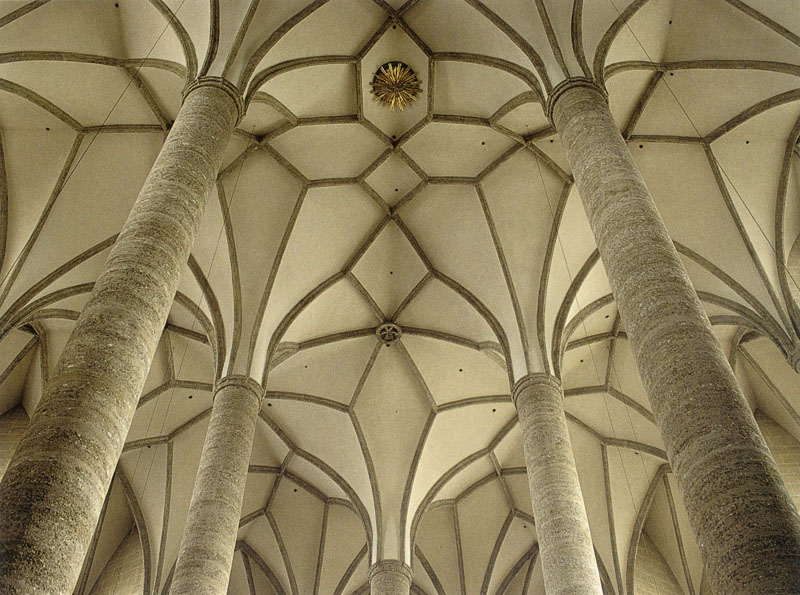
[
  {"x1": 634, "y1": 532, "x2": 684, "y2": 595},
  {"x1": 89, "y1": 527, "x2": 144, "y2": 595},
  {"x1": 756, "y1": 411, "x2": 800, "y2": 509},
  {"x1": 0, "y1": 405, "x2": 28, "y2": 478}
]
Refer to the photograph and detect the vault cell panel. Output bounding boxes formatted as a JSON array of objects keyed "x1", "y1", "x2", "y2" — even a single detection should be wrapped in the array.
[
  {"x1": 0, "y1": 0, "x2": 124, "y2": 55},
  {"x1": 0, "y1": 62, "x2": 159, "y2": 127},
  {"x1": 254, "y1": 0, "x2": 385, "y2": 70},
  {"x1": 351, "y1": 221, "x2": 428, "y2": 318},
  {"x1": 238, "y1": 99, "x2": 289, "y2": 137},
  {"x1": 409, "y1": 404, "x2": 515, "y2": 531},
  {"x1": 269, "y1": 123, "x2": 386, "y2": 179},
  {"x1": 505, "y1": 473, "x2": 533, "y2": 518},
  {"x1": 318, "y1": 503, "x2": 368, "y2": 594},
  {"x1": 282, "y1": 278, "x2": 380, "y2": 344},
  {"x1": 240, "y1": 473, "x2": 275, "y2": 520},
  {"x1": 488, "y1": 516, "x2": 536, "y2": 595},
  {"x1": 632, "y1": 78, "x2": 700, "y2": 137},
  {"x1": 264, "y1": 63, "x2": 356, "y2": 118},
  {"x1": 415, "y1": 505, "x2": 461, "y2": 595},
  {"x1": 353, "y1": 342, "x2": 431, "y2": 559},
  {"x1": 457, "y1": 479, "x2": 510, "y2": 595},
  {"x1": 402, "y1": 122, "x2": 517, "y2": 177},
  {"x1": 492, "y1": 424, "x2": 526, "y2": 471},
  {"x1": 396, "y1": 278, "x2": 497, "y2": 346},
  {"x1": 135, "y1": 68, "x2": 183, "y2": 123},
  {"x1": 287, "y1": 454, "x2": 347, "y2": 500},
  {"x1": 401, "y1": 335, "x2": 507, "y2": 406},
  {"x1": 602, "y1": 0, "x2": 673, "y2": 68},
  {"x1": 227, "y1": 552, "x2": 250, "y2": 595},
  {"x1": 264, "y1": 402, "x2": 374, "y2": 517},
  {"x1": 250, "y1": 417, "x2": 290, "y2": 469},
  {"x1": 496, "y1": 100, "x2": 550, "y2": 138},
  {"x1": 664, "y1": 0, "x2": 800, "y2": 64},
  {"x1": 272, "y1": 477, "x2": 325, "y2": 595},
  {"x1": 667, "y1": 69, "x2": 800, "y2": 137},
  {"x1": 239, "y1": 515, "x2": 291, "y2": 594},
  {"x1": 435, "y1": 454, "x2": 495, "y2": 502},
  {"x1": 269, "y1": 184, "x2": 385, "y2": 341},
  {"x1": 481, "y1": 148, "x2": 563, "y2": 362},
  {"x1": 404, "y1": 0, "x2": 535, "y2": 72},
  {"x1": 119, "y1": 0, "x2": 188, "y2": 68},
  {"x1": 638, "y1": 140, "x2": 781, "y2": 322},
  {"x1": 267, "y1": 335, "x2": 377, "y2": 406},
  {"x1": 6, "y1": 133, "x2": 163, "y2": 310},
  {"x1": 365, "y1": 152, "x2": 422, "y2": 206},
  {"x1": 401, "y1": 183, "x2": 525, "y2": 378}
]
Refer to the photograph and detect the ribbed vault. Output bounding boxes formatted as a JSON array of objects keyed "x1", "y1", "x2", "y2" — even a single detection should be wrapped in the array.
[{"x1": 0, "y1": 0, "x2": 798, "y2": 593}]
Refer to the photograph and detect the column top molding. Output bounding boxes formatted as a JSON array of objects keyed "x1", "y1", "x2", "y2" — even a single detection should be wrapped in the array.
[
  {"x1": 368, "y1": 559, "x2": 413, "y2": 582},
  {"x1": 511, "y1": 372, "x2": 561, "y2": 405},
  {"x1": 183, "y1": 76, "x2": 245, "y2": 125},
  {"x1": 545, "y1": 77, "x2": 608, "y2": 124},
  {"x1": 214, "y1": 375, "x2": 264, "y2": 402}
]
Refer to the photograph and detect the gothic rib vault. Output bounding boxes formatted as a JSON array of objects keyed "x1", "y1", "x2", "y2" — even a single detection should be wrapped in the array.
[{"x1": 0, "y1": 0, "x2": 799, "y2": 593}]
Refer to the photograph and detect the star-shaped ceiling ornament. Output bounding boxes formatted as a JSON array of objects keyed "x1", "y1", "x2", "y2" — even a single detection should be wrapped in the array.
[{"x1": 370, "y1": 61, "x2": 422, "y2": 112}]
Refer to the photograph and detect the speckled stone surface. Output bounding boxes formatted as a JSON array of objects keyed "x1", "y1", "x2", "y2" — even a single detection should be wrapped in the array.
[
  {"x1": 0, "y1": 79, "x2": 240, "y2": 595},
  {"x1": 551, "y1": 78, "x2": 800, "y2": 594},
  {"x1": 368, "y1": 560, "x2": 412, "y2": 595},
  {"x1": 513, "y1": 373, "x2": 602, "y2": 595},
  {"x1": 171, "y1": 376, "x2": 263, "y2": 595}
]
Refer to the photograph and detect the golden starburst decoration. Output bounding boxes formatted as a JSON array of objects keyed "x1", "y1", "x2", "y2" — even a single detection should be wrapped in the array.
[{"x1": 370, "y1": 62, "x2": 422, "y2": 112}]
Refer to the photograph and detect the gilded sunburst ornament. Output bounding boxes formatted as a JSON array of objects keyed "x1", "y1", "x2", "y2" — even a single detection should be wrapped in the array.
[{"x1": 370, "y1": 62, "x2": 422, "y2": 111}]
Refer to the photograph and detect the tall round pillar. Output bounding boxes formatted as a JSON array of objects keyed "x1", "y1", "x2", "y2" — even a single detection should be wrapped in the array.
[
  {"x1": 0, "y1": 77, "x2": 242, "y2": 595},
  {"x1": 513, "y1": 374, "x2": 602, "y2": 595},
  {"x1": 171, "y1": 376, "x2": 263, "y2": 594},
  {"x1": 369, "y1": 560, "x2": 412, "y2": 595},
  {"x1": 549, "y1": 78, "x2": 800, "y2": 593}
]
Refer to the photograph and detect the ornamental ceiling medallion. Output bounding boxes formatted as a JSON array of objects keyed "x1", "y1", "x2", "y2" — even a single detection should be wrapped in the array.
[
  {"x1": 376, "y1": 322, "x2": 402, "y2": 345},
  {"x1": 370, "y1": 61, "x2": 422, "y2": 112}
]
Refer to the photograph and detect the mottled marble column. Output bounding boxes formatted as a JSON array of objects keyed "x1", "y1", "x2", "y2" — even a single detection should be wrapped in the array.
[
  {"x1": 549, "y1": 78, "x2": 800, "y2": 593},
  {"x1": 369, "y1": 560, "x2": 412, "y2": 595},
  {"x1": 0, "y1": 78, "x2": 241, "y2": 595},
  {"x1": 513, "y1": 374, "x2": 602, "y2": 595},
  {"x1": 171, "y1": 376, "x2": 263, "y2": 594}
]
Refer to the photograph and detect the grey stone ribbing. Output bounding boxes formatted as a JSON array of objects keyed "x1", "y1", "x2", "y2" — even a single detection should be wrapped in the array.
[
  {"x1": 549, "y1": 78, "x2": 800, "y2": 594},
  {"x1": 170, "y1": 376, "x2": 263, "y2": 595},
  {"x1": 368, "y1": 560, "x2": 412, "y2": 595},
  {"x1": 512, "y1": 373, "x2": 602, "y2": 595},
  {"x1": 0, "y1": 78, "x2": 241, "y2": 595}
]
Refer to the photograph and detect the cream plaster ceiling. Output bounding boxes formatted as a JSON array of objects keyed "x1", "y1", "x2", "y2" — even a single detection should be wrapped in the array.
[{"x1": 0, "y1": 0, "x2": 799, "y2": 594}]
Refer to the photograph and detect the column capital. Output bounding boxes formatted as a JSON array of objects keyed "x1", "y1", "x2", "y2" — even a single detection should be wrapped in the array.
[
  {"x1": 183, "y1": 76, "x2": 244, "y2": 124},
  {"x1": 545, "y1": 77, "x2": 608, "y2": 124},
  {"x1": 368, "y1": 559, "x2": 413, "y2": 582},
  {"x1": 511, "y1": 373, "x2": 561, "y2": 406},
  {"x1": 214, "y1": 375, "x2": 264, "y2": 403}
]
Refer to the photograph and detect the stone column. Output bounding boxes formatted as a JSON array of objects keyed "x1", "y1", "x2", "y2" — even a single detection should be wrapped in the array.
[
  {"x1": 369, "y1": 560, "x2": 412, "y2": 595},
  {"x1": 0, "y1": 77, "x2": 241, "y2": 595},
  {"x1": 170, "y1": 376, "x2": 263, "y2": 594},
  {"x1": 549, "y1": 78, "x2": 800, "y2": 593},
  {"x1": 513, "y1": 374, "x2": 602, "y2": 595}
]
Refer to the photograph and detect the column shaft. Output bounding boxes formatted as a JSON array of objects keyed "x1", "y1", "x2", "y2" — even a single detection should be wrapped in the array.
[
  {"x1": 514, "y1": 374, "x2": 602, "y2": 595},
  {"x1": 0, "y1": 79, "x2": 240, "y2": 595},
  {"x1": 550, "y1": 79, "x2": 800, "y2": 593},
  {"x1": 171, "y1": 376, "x2": 262, "y2": 594},
  {"x1": 369, "y1": 560, "x2": 412, "y2": 595}
]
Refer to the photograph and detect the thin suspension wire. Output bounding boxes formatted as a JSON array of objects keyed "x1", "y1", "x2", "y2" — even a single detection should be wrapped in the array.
[
  {"x1": 606, "y1": 0, "x2": 800, "y2": 297},
  {"x1": 128, "y1": 130, "x2": 255, "y2": 590},
  {"x1": 0, "y1": 3, "x2": 186, "y2": 297},
  {"x1": 532, "y1": 151, "x2": 646, "y2": 549}
]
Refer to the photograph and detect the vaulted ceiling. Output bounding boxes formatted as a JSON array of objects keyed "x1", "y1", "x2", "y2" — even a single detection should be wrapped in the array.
[{"x1": 0, "y1": 1, "x2": 799, "y2": 594}]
